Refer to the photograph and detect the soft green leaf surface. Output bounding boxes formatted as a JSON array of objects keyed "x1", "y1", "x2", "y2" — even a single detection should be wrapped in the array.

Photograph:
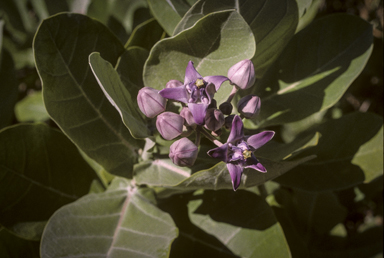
[
  {"x1": 0, "y1": 48, "x2": 18, "y2": 130},
  {"x1": 126, "y1": 18, "x2": 164, "y2": 50},
  {"x1": 34, "y1": 13, "x2": 143, "y2": 177},
  {"x1": 275, "y1": 112, "x2": 383, "y2": 192},
  {"x1": 41, "y1": 178, "x2": 178, "y2": 258},
  {"x1": 251, "y1": 14, "x2": 373, "y2": 128},
  {"x1": 0, "y1": 123, "x2": 97, "y2": 239},
  {"x1": 175, "y1": 0, "x2": 298, "y2": 78},
  {"x1": 147, "y1": 0, "x2": 193, "y2": 35},
  {"x1": 295, "y1": 0, "x2": 322, "y2": 32},
  {"x1": 188, "y1": 190, "x2": 291, "y2": 257},
  {"x1": 144, "y1": 10, "x2": 255, "y2": 104},
  {"x1": 14, "y1": 91, "x2": 50, "y2": 122},
  {"x1": 89, "y1": 52, "x2": 150, "y2": 138},
  {"x1": 115, "y1": 47, "x2": 149, "y2": 103}
]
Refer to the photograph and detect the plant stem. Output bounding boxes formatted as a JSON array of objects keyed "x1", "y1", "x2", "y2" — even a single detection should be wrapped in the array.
[{"x1": 197, "y1": 126, "x2": 223, "y2": 147}]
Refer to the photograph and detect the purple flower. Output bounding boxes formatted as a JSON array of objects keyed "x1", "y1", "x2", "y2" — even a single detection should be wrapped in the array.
[
  {"x1": 169, "y1": 138, "x2": 198, "y2": 167},
  {"x1": 207, "y1": 115, "x2": 274, "y2": 191},
  {"x1": 227, "y1": 59, "x2": 255, "y2": 90},
  {"x1": 159, "y1": 61, "x2": 228, "y2": 125},
  {"x1": 137, "y1": 87, "x2": 166, "y2": 118}
]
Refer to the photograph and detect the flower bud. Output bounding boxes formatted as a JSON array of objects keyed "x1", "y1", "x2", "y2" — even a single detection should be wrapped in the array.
[
  {"x1": 204, "y1": 108, "x2": 224, "y2": 131},
  {"x1": 156, "y1": 112, "x2": 184, "y2": 140},
  {"x1": 180, "y1": 107, "x2": 196, "y2": 127},
  {"x1": 166, "y1": 80, "x2": 183, "y2": 88},
  {"x1": 137, "y1": 87, "x2": 166, "y2": 118},
  {"x1": 169, "y1": 137, "x2": 198, "y2": 167},
  {"x1": 237, "y1": 95, "x2": 261, "y2": 119},
  {"x1": 227, "y1": 59, "x2": 255, "y2": 90},
  {"x1": 219, "y1": 102, "x2": 233, "y2": 115}
]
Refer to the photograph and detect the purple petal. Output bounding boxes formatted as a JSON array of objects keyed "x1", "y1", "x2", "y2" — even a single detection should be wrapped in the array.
[
  {"x1": 205, "y1": 83, "x2": 216, "y2": 103},
  {"x1": 227, "y1": 163, "x2": 243, "y2": 191},
  {"x1": 159, "y1": 85, "x2": 188, "y2": 103},
  {"x1": 227, "y1": 115, "x2": 244, "y2": 143},
  {"x1": 188, "y1": 103, "x2": 208, "y2": 125},
  {"x1": 207, "y1": 143, "x2": 229, "y2": 162},
  {"x1": 184, "y1": 61, "x2": 202, "y2": 84},
  {"x1": 245, "y1": 156, "x2": 267, "y2": 172},
  {"x1": 246, "y1": 131, "x2": 275, "y2": 151},
  {"x1": 203, "y1": 76, "x2": 229, "y2": 91}
]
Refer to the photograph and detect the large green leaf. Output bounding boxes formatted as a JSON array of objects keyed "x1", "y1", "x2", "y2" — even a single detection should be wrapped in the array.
[
  {"x1": 116, "y1": 46, "x2": 149, "y2": 99},
  {"x1": 89, "y1": 52, "x2": 150, "y2": 138},
  {"x1": 275, "y1": 112, "x2": 383, "y2": 192},
  {"x1": 143, "y1": 10, "x2": 255, "y2": 104},
  {"x1": 14, "y1": 91, "x2": 50, "y2": 122},
  {"x1": 250, "y1": 14, "x2": 373, "y2": 128},
  {"x1": 174, "y1": 0, "x2": 298, "y2": 78},
  {"x1": 34, "y1": 13, "x2": 143, "y2": 177},
  {"x1": 126, "y1": 18, "x2": 164, "y2": 51},
  {"x1": 188, "y1": 190, "x2": 291, "y2": 257},
  {"x1": 0, "y1": 123, "x2": 97, "y2": 239},
  {"x1": 41, "y1": 178, "x2": 178, "y2": 258},
  {"x1": 147, "y1": 0, "x2": 195, "y2": 35}
]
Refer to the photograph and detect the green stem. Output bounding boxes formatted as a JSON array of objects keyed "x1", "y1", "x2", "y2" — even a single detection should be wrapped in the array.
[{"x1": 197, "y1": 126, "x2": 223, "y2": 147}]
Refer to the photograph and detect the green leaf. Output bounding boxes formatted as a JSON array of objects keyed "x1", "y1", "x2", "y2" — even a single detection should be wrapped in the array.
[
  {"x1": 175, "y1": 0, "x2": 298, "y2": 78},
  {"x1": 295, "y1": 0, "x2": 322, "y2": 32},
  {"x1": 34, "y1": 13, "x2": 143, "y2": 177},
  {"x1": 0, "y1": 48, "x2": 18, "y2": 130},
  {"x1": 134, "y1": 159, "x2": 192, "y2": 186},
  {"x1": 275, "y1": 112, "x2": 383, "y2": 192},
  {"x1": 0, "y1": 228, "x2": 40, "y2": 258},
  {"x1": 143, "y1": 10, "x2": 255, "y2": 104},
  {"x1": 40, "y1": 177, "x2": 178, "y2": 258},
  {"x1": 89, "y1": 52, "x2": 150, "y2": 139},
  {"x1": 126, "y1": 18, "x2": 164, "y2": 50},
  {"x1": 115, "y1": 47, "x2": 149, "y2": 104},
  {"x1": 251, "y1": 14, "x2": 373, "y2": 128},
  {"x1": 188, "y1": 190, "x2": 291, "y2": 257},
  {"x1": 147, "y1": 0, "x2": 193, "y2": 35},
  {"x1": 14, "y1": 91, "x2": 50, "y2": 122},
  {"x1": 0, "y1": 123, "x2": 97, "y2": 240}
]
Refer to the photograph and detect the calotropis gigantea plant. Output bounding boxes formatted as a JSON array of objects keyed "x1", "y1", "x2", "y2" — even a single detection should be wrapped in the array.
[{"x1": 0, "y1": 0, "x2": 382, "y2": 257}]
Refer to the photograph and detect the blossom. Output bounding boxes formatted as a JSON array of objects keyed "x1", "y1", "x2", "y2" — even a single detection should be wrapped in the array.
[
  {"x1": 159, "y1": 61, "x2": 228, "y2": 125},
  {"x1": 207, "y1": 115, "x2": 274, "y2": 191},
  {"x1": 169, "y1": 138, "x2": 198, "y2": 167}
]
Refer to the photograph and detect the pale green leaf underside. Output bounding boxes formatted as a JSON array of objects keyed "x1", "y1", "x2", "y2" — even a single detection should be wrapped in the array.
[
  {"x1": 89, "y1": 52, "x2": 150, "y2": 139},
  {"x1": 41, "y1": 178, "x2": 178, "y2": 258}
]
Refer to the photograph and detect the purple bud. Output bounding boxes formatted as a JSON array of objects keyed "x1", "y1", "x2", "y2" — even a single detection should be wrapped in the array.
[
  {"x1": 219, "y1": 102, "x2": 233, "y2": 115},
  {"x1": 166, "y1": 80, "x2": 183, "y2": 88},
  {"x1": 137, "y1": 87, "x2": 166, "y2": 118},
  {"x1": 227, "y1": 59, "x2": 255, "y2": 90},
  {"x1": 204, "y1": 108, "x2": 225, "y2": 131},
  {"x1": 237, "y1": 95, "x2": 261, "y2": 119},
  {"x1": 180, "y1": 107, "x2": 196, "y2": 127},
  {"x1": 156, "y1": 112, "x2": 184, "y2": 140},
  {"x1": 169, "y1": 137, "x2": 198, "y2": 167}
]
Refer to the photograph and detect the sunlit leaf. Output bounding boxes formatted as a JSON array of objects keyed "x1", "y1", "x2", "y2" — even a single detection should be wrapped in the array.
[
  {"x1": 188, "y1": 190, "x2": 291, "y2": 257},
  {"x1": 34, "y1": 13, "x2": 143, "y2": 178},
  {"x1": 275, "y1": 112, "x2": 383, "y2": 191},
  {"x1": 250, "y1": 14, "x2": 373, "y2": 128},
  {"x1": 89, "y1": 52, "x2": 150, "y2": 138},
  {"x1": 41, "y1": 178, "x2": 178, "y2": 258},
  {"x1": 174, "y1": 0, "x2": 298, "y2": 78},
  {"x1": 0, "y1": 123, "x2": 97, "y2": 240},
  {"x1": 144, "y1": 10, "x2": 255, "y2": 104},
  {"x1": 14, "y1": 91, "x2": 50, "y2": 122}
]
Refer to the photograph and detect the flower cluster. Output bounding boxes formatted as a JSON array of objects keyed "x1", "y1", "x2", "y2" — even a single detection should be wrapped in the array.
[{"x1": 137, "y1": 60, "x2": 274, "y2": 190}]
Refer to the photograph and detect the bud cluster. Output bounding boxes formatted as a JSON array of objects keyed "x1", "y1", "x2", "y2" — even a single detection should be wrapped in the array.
[{"x1": 137, "y1": 59, "x2": 263, "y2": 168}]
